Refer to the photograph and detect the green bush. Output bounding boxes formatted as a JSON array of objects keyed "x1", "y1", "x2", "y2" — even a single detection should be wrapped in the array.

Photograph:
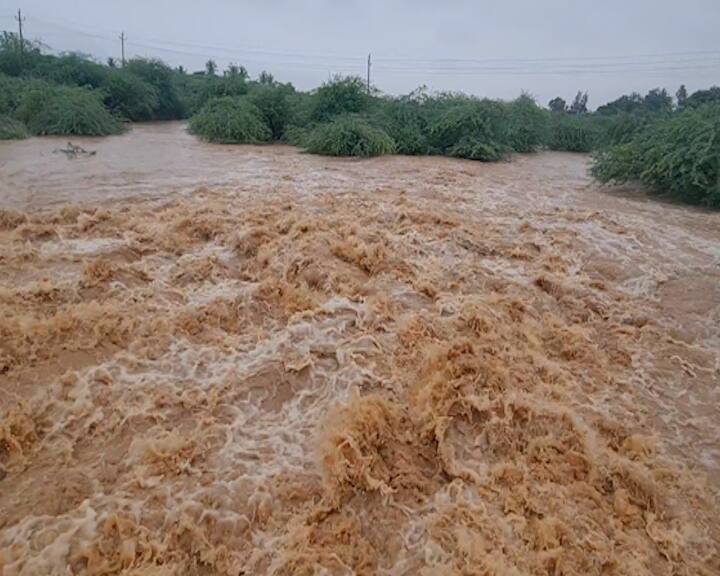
[
  {"x1": 592, "y1": 104, "x2": 720, "y2": 207},
  {"x1": 188, "y1": 97, "x2": 271, "y2": 144},
  {"x1": 374, "y1": 93, "x2": 430, "y2": 155},
  {"x1": 31, "y1": 53, "x2": 108, "y2": 89},
  {"x1": 311, "y1": 76, "x2": 369, "y2": 122},
  {"x1": 0, "y1": 114, "x2": 27, "y2": 139},
  {"x1": 595, "y1": 113, "x2": 652, "y2": 147},
  {"x1": 0, "y1": 32, "x2": 42, "y2": 76},
  {"x1": 124, "y1": 59, "x2": 184, "y2": 119},
  {"x1": 505, "y1": 94, "x2": 549, "y2": 153},
  {"x1": 547, "y1": 115, "x2": 599, "y2": 152},
  {"x1": 15, "y1": 85, "x2": 124, "y2": 136},
  {"x1": 0, "y1": 73, "x2": 29, "y2": 114},
  {"x1": 427, "y1": 98, "x2": 512, "y2": 160},
  {"x1": 102, "y1": 70, "x2": 159, "y2": 121},
  {"x1": 302, "y1": 116, "x2": 395, "y2": 157},
  {"x1": 248, "y1": 84, "x2": 294, "y2": 140},
  {"x1": 683, "y1": 86, "x2": 720, "y2": 110}
]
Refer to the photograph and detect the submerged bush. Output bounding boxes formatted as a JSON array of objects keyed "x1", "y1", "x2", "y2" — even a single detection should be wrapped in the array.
[
  {"x1": 547, "y1": 115, "x2": 599, "y2": 152},
  {"x1": 592, "y1": 104, "x2": 720, "y2": 207},
  {"x1": 0, "y1": 114, "x2": 27, "y2": 139},
  {"x1": 427, "y1": 98, "x2": 513, "y2": 160},
  {"x1": 102, "y1": 70, "x2": 159, "y2": 121},
  {"x1": 15, "y1": 86, "x2": 124, "y2": 136},
  {"x1": 448, "y1": 138, "x2": 511, "y2": 161},
  {"x1": 302, "y1": 116, "x2": 395, "y2": 157},
  {"x1": 188, "y1": 97, "x2": 271, "y2": 144},
  {"x1": 248, "y1": 84, "x2": 294, "y2": 140},
  {"x1": 505, "y1": 95, "x2": 549, "y2": 153}
]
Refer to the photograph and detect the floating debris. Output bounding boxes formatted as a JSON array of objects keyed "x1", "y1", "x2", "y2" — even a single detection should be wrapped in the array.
[{"x1": 53, "y1": 141, "x2": 97, "y2": 159}]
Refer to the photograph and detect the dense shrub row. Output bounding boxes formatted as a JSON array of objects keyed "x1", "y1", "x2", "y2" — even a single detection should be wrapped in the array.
[
  {"x1": 0, "y1": 32, "x2": 297, "y2": 138},
  {"x1": 2, "y1": 30, "x2": 719, "y2": 206},
  {"x1": 300, "y1": 115, "x2": 396, "y2": 157},
  {"x1": 188, "y1": 97, "x2": 271, "y2": 143},
  {"x1": 592, "y1": 104, "x2": 720, "y2": 207}
]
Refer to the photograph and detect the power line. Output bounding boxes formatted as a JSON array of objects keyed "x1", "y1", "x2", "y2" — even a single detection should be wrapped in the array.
[
  {"x1": 11, "y1": 12, "x2": 720, "y2": 79},
  {"x1": 26, "y1": 13, "x2": 720, "y2": 68}
]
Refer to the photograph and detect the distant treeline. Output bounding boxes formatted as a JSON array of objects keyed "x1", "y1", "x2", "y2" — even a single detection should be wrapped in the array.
[{"x1": 1, "y1": 32, "x2": 718, "y2": 207}]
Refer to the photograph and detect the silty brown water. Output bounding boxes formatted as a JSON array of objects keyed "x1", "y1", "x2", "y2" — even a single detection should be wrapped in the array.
[{"x1": 0, "y1": 122, "x2": 718, "y2": 574}]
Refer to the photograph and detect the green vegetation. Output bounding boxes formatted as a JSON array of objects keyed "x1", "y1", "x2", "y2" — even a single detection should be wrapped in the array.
[
  {"x1": 16, "y1": 85, "x2": 124, "y2": 136},
  {"x1": 0, "y1": 114, "x2": 27, "y2": 139},
  {"x1": 547, "y1": 115, "x2": 599, "y2": 153},
  {"x1": 301, "y1": 115, "x2": 395, "y2": 157},
  {"x1": 1, "y1": 28, "x2": 718, "y2": 207},
  {"x1": 102, "y1": 70, "x2": 159, "y2": 121},
  {"x1": 188, "y1": 97, "x2": 271, "y2": 143},
  {"x1": 592, "y1": 104, "x2": 720, "y2": 207}
]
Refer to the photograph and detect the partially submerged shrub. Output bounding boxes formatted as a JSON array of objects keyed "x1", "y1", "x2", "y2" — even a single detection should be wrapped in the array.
[
  {"x1": 15, "y1": 86, "x2": 124, "y2": 136},
  {"x1": 547, "y1": 115, "x2": 599, "y2": 153},
  {"x1": 0, "y1": 114, "x2": 27, "y2": 139},
  {"x1": 102, "y1": 70, "x2": 159, "y2": 121},
  {"x1": 248, "y1": 84, "x2": 294, "y2": 140},
  {"x1": 505, "y1": 94, "x2": 549, "y2": 153},
  {"x1": 188, "y1": 97, "x2": 272, "y2": 144},
  {"x1": 428, "y1": 98, "x2": 512, "y2": 160},
  {"x1": 302, "y1": 116, "x2": 396, "y2": 157},
  {"x1": 448, "y1": 138, "x2": 511, "y2": 161},
  {"x1": 592, "y1": 104, "x2": 720, "y2": 207}
]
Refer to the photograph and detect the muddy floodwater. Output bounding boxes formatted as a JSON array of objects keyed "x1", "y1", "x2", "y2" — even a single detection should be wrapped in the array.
[{"x1": 1, "y1": 122, "x2": 718, "y2": 575}]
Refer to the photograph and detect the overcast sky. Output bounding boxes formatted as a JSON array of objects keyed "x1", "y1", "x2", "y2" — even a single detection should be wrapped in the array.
[{"x1": 3, "y1": 0, "x2": 719, "y2": 108}]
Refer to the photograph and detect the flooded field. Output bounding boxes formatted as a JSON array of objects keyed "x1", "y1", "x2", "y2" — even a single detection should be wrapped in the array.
[{"x1": 1, "y1": 122, "x2": 718, "y2": 575}]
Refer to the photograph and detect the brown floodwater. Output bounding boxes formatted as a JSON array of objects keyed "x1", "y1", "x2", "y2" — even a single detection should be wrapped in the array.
[{"x1": 0, "y1": 122, "x2": 718, "y2": 575}]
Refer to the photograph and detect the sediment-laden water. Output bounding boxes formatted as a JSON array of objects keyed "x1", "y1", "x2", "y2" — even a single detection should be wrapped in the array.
[{"x1": 1, "y1": 123, "x2": 718, "y2": 575}]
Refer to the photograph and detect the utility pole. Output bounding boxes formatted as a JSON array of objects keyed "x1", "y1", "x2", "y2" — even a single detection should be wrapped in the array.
[
  {"x1": 15, "y1": 9, "x2": 25, "y2": 60},
  {"x1": 367, "y1": 53, "x2": 371, "y2": 95},
  {"x1": 119, "y1": 32, "x2": 126, "y2": 67}
]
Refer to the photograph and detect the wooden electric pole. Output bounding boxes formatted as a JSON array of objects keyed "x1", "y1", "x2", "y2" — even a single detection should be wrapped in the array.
[
  {"x1": 120, "y1": 32, "x2": 126, "y2": 67},
  {"x1": 15, "y1": 9, "x2": 25, "y2": 60},
  {"x1": 367, "y1": 53, "x2": 371, "y2": 95}
]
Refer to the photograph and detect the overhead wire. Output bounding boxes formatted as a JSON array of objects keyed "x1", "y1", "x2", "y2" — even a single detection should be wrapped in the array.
[{"x1": 10, "y1": 14, "x2": 720, "y2": 78}]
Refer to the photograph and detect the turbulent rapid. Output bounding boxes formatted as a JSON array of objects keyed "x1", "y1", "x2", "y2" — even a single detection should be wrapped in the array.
[{"x1": 0, "y1": 124, "x2": 718, "y2": 575}]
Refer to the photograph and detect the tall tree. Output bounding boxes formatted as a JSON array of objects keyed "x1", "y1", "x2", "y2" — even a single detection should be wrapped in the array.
[
  {"x1": 548, "y1": 96, "x2": 567, "y2": 113},
  {"x1": 643, "y1": 88, "x2": 672, "y2": 114},
  {"x1": 258, "y1": 70, "x2": 274, "y2": 85},
  {"x1": 569, "y1": 91, "x2": 589, "y2": 114},
  {"x1": 676, "y1": 84, "x2": 688, "y2": 109},
  {"x1": 205, "y1": 59, "x2": 217, "y2": 76},
  {"x1": 225, "y1": 62, "x2": 248, "y2": 79}
]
